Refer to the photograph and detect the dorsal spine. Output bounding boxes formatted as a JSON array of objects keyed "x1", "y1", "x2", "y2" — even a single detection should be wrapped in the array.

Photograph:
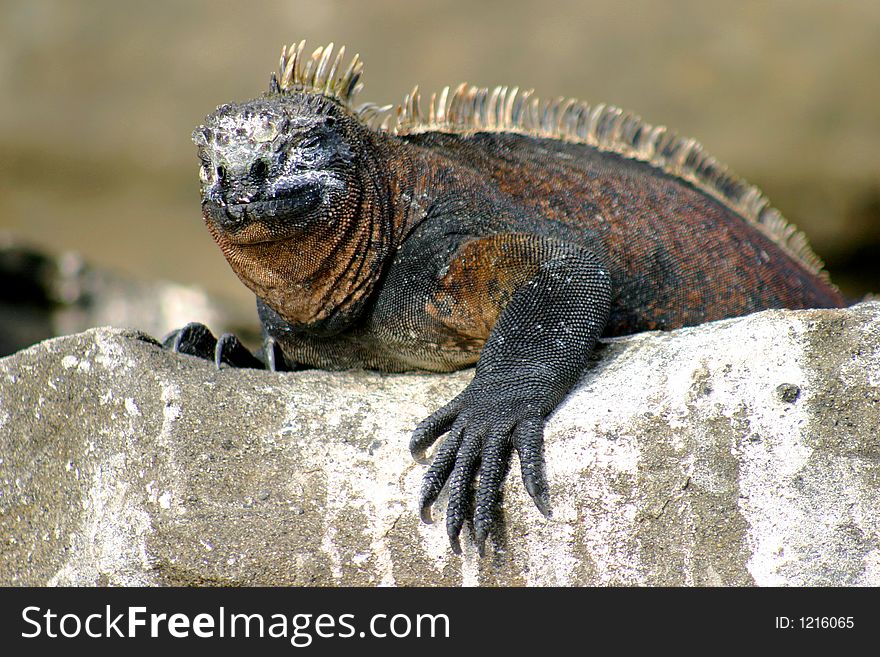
[{"x1": 270, "y1": 40, "x2": 831, "y2": 280}]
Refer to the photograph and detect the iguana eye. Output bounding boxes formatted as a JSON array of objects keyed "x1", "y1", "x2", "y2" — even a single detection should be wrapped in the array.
[{"x1": 299, "y1": 134, "x2": 321, "y2": 150}]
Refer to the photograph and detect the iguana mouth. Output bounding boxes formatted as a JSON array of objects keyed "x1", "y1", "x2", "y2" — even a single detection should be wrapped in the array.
[
  {"x1": 227, "y1": 195, "x2": 319, "y2": 221},
  {"x1": 203, "y1": 188, "x2": 322, "y2": 244}
]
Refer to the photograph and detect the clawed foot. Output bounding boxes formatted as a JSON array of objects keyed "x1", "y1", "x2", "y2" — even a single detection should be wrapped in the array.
[
  {"x1": 162, "y1": 322, "x2": 287, "y2": 371},
  {"x1": 410, "y1": 385, "x2": 551, "y2": 556}
]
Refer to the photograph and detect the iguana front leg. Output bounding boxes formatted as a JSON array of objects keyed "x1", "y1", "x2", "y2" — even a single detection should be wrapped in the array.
[{"x1": 409, "y1": 233, "x2": 612, "y2": 554}]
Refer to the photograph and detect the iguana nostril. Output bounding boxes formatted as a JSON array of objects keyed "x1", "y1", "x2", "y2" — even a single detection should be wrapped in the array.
[{"x1": 251, "y1": 159, "x2": 269, "y2": 179}]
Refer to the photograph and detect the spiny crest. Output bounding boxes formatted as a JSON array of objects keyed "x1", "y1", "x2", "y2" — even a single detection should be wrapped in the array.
[
  {"x1": 267, "y1": 40, "x2": 827, "y2": 279},
  {"x1": 274, "y1": 40, "x2": 365, "y2": 104},
  {"x1": 386, "y1": 83, "x2": 827, "y2": 278},
  {"x1": 273, "y1": 40, "x2": 393, "y2": 126}
]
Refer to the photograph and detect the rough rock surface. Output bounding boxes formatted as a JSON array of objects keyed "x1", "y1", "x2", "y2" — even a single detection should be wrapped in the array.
[{"x1": 1, "y1": 303, "x2": 879, "y2": 586}]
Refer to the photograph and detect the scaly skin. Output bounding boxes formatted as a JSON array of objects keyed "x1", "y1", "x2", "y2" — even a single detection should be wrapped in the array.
[{"x1": 166, "y1": 82, "x2": 845, "y2": 555}]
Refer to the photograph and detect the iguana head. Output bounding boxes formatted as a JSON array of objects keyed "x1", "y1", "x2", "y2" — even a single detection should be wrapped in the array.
[
  {"x1": 191, "y1": 42, "x2": 393, "y2": 332},
  {"x1": 193, "y1": 95, "x2": 358, "y2": 245}
]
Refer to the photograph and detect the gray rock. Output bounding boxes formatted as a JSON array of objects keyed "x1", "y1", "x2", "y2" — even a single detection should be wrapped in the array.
[{"x1": 1, "y1": 303, "x2": 879, "y2": 586}]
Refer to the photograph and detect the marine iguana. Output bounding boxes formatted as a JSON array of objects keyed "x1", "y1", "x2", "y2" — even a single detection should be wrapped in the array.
[{"x1": 165, "y1": 40, "x2": 846, "y2": 555}]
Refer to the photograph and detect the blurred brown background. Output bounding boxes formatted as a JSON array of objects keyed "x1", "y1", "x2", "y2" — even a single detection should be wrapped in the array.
[{"x1": 2, "y1": 0, "x2": 879, "y2": 318}]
